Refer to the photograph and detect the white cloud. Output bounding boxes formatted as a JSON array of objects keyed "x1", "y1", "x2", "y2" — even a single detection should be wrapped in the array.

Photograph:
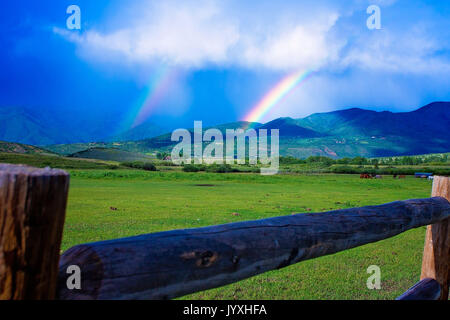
[
  {"x1": 55, "y1": 0, "x2": 345, "y2": 71},
  {"x1": 340, "y1": 24, "x2": 450, "y2": 74},
  {"x1": 240, "y1": 13, "x2": 342, "y2": 70},
  {"x1": 131, "y1": 1, "x2": 239, "y2": 66},
  {"x1": 54, "y1": 0, "x2": 450, "y2": 75},
  {"x1": 56, "y1": 1, "x2": 239, "y2": 68}
]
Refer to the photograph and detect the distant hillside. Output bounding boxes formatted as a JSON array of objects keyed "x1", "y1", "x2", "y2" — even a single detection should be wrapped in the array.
[
  {"x1": 44, "y1": 102, "x2": 450, "y2": 159},
  {"x1": 0, "y1": 107, "x2": 71, "y2": 146},
  {"x1": 260, "y1": 117, "x2": 324, "y2": 137},
  {"x1": 0, "y1": 106, "x2": 205, "y2": 145},
  {"x1": 290, "y1": 101, "x2": 450, "y2": 157},
  {"x1": 0, "y1": 106, "x2": 127, "y2": 145},
  {"x1": 298, "y1": 102, "x2": 450, "y2": 139},
  {"x1": 111, "y1": 120, "x2": 170, "y2": 142},
  {"x1": 3, "y1": 102, "x2": 448, "y2": 159},
  {"x1": 0, "y1": 141, "x2": 56, "y2": 155},
  {"x1": 69, "y1": 147, "x2": 154, "y2": 162},
  {"x1": 45, "y1": 142, "x2": 112, "y2": 156},
  {"x1": 133, "y1": 102, "x2": 449, "y2": 157},
  {"x1": 46, "y1": 121, "x2": 262, "y2": 154},
  {"x1": 122, "y1": 120, "x2": 263, "y2": 152},
  {"x1": 0, "y1": 152, "x2": 119, "y2": 170}
]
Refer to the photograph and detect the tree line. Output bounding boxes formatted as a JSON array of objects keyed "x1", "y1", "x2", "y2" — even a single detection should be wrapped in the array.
[{"x1": 280, "y1": 154, "x2": 449, "y2": 166}]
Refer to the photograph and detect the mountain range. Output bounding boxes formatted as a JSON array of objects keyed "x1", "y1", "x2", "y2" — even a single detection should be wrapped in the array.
[
  {"x1": 1, "y1": 102, "x2": 449, "y2": 158},
  {"x1": 0, "y1": 106, "x2": 169, "y2": 145}
]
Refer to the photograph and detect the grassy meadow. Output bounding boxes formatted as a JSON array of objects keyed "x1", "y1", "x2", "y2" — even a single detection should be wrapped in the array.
[{"x1": 63, "y1": 169, "x2": 433, "y2": 300}]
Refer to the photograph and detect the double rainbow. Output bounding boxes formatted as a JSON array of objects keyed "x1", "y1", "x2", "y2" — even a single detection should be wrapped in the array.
[
  {"x1": 243, "y1": 70, "x2": 313, "y2": 123},
  {"x1": 128, "y1": 68, "x2": 313, "y2": 130}
]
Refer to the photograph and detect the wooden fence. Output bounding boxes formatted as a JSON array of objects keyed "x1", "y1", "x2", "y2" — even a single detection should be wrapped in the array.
[{"x1": 0, "y1": 164, "x2": 448, "y2": 300}]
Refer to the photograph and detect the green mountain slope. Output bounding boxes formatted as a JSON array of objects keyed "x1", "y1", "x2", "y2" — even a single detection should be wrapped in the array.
[
  {"x1": 260, "y1": 117, "x2": 325, "y2": 137},
  {"x1": 0, "y1": 141, "x2": 56, "y2": 155},
  {"x1": 110, "y1": 121, "x2": 169, "y2": 142},
  {"x1": 298, "y1": 102, "x2": 449, "y2": 139},
  {"x1": 0, "y1": 108, "x2": 72, "y2": 146},
  {"x1": 290, "y1": 102, "x2": 450, "y2": 157},
  {"x1": 44, "y1": 102, "x2": 450, "y2": 159},
  {"x1": 69, "y1": 147, "x2": 154, "y2": 162},
  {"x1": 0, "y1": 152, "x2": 120, "y2": 170},
  {"x1": 0, "y1": 106, "x2": 132, "y2": 145}
]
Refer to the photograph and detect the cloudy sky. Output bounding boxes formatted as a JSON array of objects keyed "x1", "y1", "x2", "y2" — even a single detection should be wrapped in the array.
[{"x1": 1, "y1": 0, "x2": 450, "y2": 130}]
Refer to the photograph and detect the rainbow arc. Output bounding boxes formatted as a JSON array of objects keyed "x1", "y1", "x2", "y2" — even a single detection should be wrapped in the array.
[{"x1": 243, "y1": 70, "x2": 313, "y2": 124}]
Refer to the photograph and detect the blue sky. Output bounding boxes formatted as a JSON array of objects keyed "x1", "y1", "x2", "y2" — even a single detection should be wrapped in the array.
[{"x1": 1, "y1": 0, "x2": 450, "y2": 131}]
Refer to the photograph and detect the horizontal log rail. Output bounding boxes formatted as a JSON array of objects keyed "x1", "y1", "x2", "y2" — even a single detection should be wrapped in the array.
[
  {"x1": 56, "y1": 197, "x2": 450, "y2": 300},
  {"x1": 396, "y1": 278, "x2": 441, "y2": 300}
]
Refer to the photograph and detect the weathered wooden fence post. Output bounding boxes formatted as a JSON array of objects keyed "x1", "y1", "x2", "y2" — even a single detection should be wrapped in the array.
[
  {"x1": 421, "y1": 176, "x2": 450, "y2": 300},
  {"x1": 0, "y1": 164, "x2": 69, "y2": 300}
]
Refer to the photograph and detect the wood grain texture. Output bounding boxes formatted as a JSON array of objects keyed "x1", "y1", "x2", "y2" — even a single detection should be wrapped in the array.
[
  {"x1": 420, "y1": 176, "x2": 450, "y2": 300},
  {"x1": 57, "y1": 197, "x2": 450, "y2": 300},
  {"x1": 0, "y1": 164, "x2": 69, "y2": 300},
  {"x1": 396, "y1": 278, "x2": 441, "y2": 300}
]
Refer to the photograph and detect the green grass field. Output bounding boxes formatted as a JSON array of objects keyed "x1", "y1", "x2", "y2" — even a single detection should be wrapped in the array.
[{"x1": 63, "y1": 169, "x2": 433, "y2": 300}]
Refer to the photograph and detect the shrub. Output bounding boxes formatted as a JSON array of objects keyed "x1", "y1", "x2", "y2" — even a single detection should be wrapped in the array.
[
  {"x1": 142, "y1": 162, "x2": 157, "y2": 171},
  {"x1": 331, "y1": 166, "x2": 358, "y2": 174},
  {"x1": 205, "y1": 164, "x2": 238, "y2": 173},
  {"x1": 121, "y1": 161, "x2": 157, "y2": 171},
  {"x1": 182, "y1": 164, "x2": 205, "y2": 172},
  {"x1": 279, "y1": 156, "x2": 306, "y2": 165}
]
